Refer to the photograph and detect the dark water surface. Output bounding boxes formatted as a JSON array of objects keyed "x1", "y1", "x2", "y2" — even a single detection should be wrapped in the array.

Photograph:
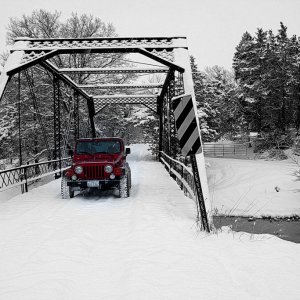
[{"x1": 213, "y1": 216, "x2": 300, "y2": 243}]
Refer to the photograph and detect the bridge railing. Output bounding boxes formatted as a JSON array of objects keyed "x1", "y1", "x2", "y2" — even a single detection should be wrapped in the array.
[
  {"x1": 203, "y1": 143, "x2": 247, "y2": 157},
  {"x1": 0, "y1": 158, "x2": 71, "y2": 192},
  {"x1": 159, "y1": 151, "x2": 197, "y2": 201}
]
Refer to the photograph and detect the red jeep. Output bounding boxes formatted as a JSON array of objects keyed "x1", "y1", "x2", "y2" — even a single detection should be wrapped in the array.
[{"x1": 61, "y1": 138, "x2": 131, "y2": 198}]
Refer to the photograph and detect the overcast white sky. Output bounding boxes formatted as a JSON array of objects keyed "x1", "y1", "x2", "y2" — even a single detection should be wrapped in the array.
[{"x1": 0, "y1": 0, "x2": 299, "y2": 70}]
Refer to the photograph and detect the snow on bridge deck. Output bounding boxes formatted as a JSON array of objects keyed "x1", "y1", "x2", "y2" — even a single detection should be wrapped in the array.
[{"x1": 0, "y1": 145, "x2": 299, "y2": 299}]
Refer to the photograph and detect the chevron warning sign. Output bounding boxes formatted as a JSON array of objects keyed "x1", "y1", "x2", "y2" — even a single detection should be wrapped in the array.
[{"x1": 172, "y1": 94, "x2": 202, "y2": 157}]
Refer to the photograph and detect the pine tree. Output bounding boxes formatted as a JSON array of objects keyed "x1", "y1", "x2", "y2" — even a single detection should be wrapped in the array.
[
  {"x1": 233, "y1": 22, "x2": 300, "y2": 148},
  {"x1": 190, "y1": 56, "x2": 218, "y2": 141},
  {"x1": 233, "y1": 29, "x2": 269, "y2": 132},
  {"x1": 191, "y1": 56, "x2": 242, "y2": 141},
  {"x1": 288, "y1": 36, "x2": 300, "y2": 133}
]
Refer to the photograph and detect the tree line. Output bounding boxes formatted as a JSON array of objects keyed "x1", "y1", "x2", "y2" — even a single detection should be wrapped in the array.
[{"x1": 193, "y1": 22, "x2": 300, "y2": 150}]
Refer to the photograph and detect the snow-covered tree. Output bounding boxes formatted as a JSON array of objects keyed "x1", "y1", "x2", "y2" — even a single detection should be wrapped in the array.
[
  {"x1": 234, "y1": 23, "x2": 300, "y2": 139},
  {"x1": 0, "y1": 10, "x2": 119, "y2": 163},
  {"x1": 191, "y1": 56, "x2": 243, "y2": 141}
]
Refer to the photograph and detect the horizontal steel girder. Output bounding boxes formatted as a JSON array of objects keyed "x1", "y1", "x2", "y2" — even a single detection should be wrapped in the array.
[
  {"x1": 8, "y1": 47, "x2": 183, "y2": 74},
  {"x1": 59, "y1": 67, "x2": 169, "y2": 74},
  {"x1": 93, "y1": 94, "x2": 157, "y2": 100},
  {"x1": 5, "y1": 37, "x2": 186, "y2": 75},
  {"x1": 78, "y1": 83, "x2": 164, "y2": 89},
  {"x1": 93, "y1": 94, "x2": 158, "y2": 114},
  {"x1": 93, "y1": 94, "x2": 157, "y2": 104},
  {"x1": 13, "y1": 36, "x2": 187, "y2": 50}
]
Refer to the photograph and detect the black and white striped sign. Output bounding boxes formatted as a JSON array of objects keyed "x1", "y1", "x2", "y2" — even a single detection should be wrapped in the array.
[{"x1": 172, "y1": 94, "x2": 202, "y2": 157}]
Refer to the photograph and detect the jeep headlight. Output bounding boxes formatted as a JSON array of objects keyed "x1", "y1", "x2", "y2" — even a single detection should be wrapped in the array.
[
  {"x1": 74, "y1": 165, "x2": 83, "y2": 174},
  {"x1": 104, "y1": 164, "x2": 113, "y2": 173}
]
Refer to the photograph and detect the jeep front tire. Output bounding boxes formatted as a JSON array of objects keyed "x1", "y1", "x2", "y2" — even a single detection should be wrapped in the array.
[
  {"x1": 61, "y1": 175, "x2": 74, "y2": 199},
  {"x1": 119, "y1": 174, "x2": 129, "y2": 198}
]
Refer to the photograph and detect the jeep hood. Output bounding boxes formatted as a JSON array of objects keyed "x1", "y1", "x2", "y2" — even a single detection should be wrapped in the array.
[{"x1": 73, "y1": 153, "x2": 122, "y2": 164}]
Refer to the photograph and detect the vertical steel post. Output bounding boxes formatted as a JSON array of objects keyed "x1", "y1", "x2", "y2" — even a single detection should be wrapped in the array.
[
  {"x1": 158, "y1": 95, "x2": 163, "y2": 158},
  {"x1": 180, "y1": 165, "x2": 184, "y2": 190},
  {"x1": 167, "y1": 86, "x2": 171, "y2": 156},
  {"x1": 53, "y1": 76, "x2": 61, "y2": 178},
  {"x1": 74, "y1": 91, "x2": 79, "y2": 140},
  {"x1": 18, "y1": 72, "x2": 25, "y2": 194},
  {"x1": 168, "y1": 71, "x2": 178, "y2": 158},
  {"x1": 161, "y1": 93, "x2": 167, "y2": 154},
  {"x1": 190, "y1": 154, "x2": 210, "y2": 231},
  {"x1": 18, "y1": 72, "x2": 22, "y2": 167},
  {"x1": 24, "y1": 163, "x2": 28, "y2": 193},
  {"x1": 87, "y1": 99, "x2": 96, "y2": 138},
  {"x1": 173, "y1": 39, "x2": 212, "y2": 231}
]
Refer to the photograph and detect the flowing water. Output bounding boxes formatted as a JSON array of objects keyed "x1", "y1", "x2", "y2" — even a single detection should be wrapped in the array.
[{"x1": 214, "y1": 216, "x2": 300, "y2": 243}]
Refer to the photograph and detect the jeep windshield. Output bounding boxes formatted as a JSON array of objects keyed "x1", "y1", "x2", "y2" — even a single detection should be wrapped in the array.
[{"x1": 75, "y1": 141, "x2": 121, "y2": 155}]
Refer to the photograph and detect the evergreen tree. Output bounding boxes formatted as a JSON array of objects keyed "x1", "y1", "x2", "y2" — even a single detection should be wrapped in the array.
[
  {"x1": 288, "y1": 36, "x2": 300, "y2": 132},
  {"x1": 233, "y1": 22, "x2": 300, "y2": 149},
  {"x1": 233, "y1": 30, "x2": 268, "y2": 132},
  {"x1": 192, "y1": 56, "x2": 242, "y2": 141},
  {"x1": 191, "y1": 56, "x2": 218, "y2": 141}
]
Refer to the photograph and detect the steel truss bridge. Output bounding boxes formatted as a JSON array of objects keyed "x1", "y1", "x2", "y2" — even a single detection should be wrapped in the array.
[{"x1": 0, "y1": 36, "x2": 211, "y2": 230}]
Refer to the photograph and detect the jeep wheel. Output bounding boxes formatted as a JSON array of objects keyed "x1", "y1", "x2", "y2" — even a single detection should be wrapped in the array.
[
  {"x1": 119, "y1": 174, "x2": 129, "y2": 198},
  {"x1": 61, "y1": 176, "x2": 74, "y2": 199}
]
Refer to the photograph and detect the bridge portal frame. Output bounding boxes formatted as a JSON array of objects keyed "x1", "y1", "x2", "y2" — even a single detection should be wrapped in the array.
[{"x1": 0, "y1": 36, "x2": 212, "y2": 231}]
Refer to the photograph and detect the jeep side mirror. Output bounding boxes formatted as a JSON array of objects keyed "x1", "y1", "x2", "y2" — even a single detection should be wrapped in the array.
[
  {"x1": 125, "y1": 148, "x2": 131, "y2": 155},
  {"x1": 68, "y1": 149, "x2": 74, "y2": 157}
]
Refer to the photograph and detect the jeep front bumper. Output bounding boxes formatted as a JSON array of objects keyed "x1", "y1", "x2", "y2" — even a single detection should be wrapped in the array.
[{"x1": 67, "y1": 179, "x2": 121, "y2": 189}]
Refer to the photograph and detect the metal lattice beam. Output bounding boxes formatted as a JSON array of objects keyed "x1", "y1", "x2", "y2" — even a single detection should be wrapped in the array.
[
  {"x1": 78, "y1": 83, "x2": 163, "y2": 89},
  {"x1": 93, "y1": 95, "x2": 158, "y2": 115},
  {"x1": 53, "y1": 76, "x2": 61, "y2": 171},
  {"x1": 59, "y1": 67, "x2": 168, "y2": 74},
  {"x1": 93, "y1": 94, "x2": 157, "y2": 103},
  {"x1": 73, "y1": 91, "x2": 79, "y2": 140},
  {"x1": 14, "y1": 36, "x2": 186, "y2": 51}
]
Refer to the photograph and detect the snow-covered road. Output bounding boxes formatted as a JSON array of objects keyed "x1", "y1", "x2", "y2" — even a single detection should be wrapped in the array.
[{"x1": 0, "y1": 145, "x2": 300, "y2": 299}]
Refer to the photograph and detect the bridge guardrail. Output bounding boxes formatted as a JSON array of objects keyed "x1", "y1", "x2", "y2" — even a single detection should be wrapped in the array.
[
  {"x1": 159, "y1": 151, "x2": 197, "y2": 201},
  {"x1": 0, "y1": 158, "x2": 71, "y2": 192},
  {"x1": 203, "y1": 143, "x2": 247, "y2": 157}
]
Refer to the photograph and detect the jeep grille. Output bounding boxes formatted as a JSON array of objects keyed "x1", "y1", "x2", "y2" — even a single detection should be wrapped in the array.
[{"x1": 83, "y1": 165, "x2": 104, "y2": 179}]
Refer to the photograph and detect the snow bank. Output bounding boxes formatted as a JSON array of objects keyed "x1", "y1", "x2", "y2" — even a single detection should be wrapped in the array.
[
  {"x1": 0, "y1": 145, "x2": 299, "y2": 299},
  {"x1": 206, "y1": 157, "x2": 300, "y2": 217}
]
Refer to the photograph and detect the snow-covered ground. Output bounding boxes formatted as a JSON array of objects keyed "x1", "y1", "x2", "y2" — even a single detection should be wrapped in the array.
[
  {"x1": 206, "y1": 156, "x2": 300, "y2": 217},
  {"x1": 0, "y1": 144, "x2": 300, "y2": 299}
]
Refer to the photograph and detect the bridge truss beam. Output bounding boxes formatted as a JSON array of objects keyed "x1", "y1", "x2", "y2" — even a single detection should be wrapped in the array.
[
  {"x1": 0, "y1": 36, "x2": 212, "y2": 231},
  {"x1": 59, "y1": 67, "x2": 168, "y2": 74},
  {"x1": 93, "y1": 94, "x2": 158, "y2": 115},
  {"x1": 53, "y1": 76, "x2": 61, "y2": 178}
]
